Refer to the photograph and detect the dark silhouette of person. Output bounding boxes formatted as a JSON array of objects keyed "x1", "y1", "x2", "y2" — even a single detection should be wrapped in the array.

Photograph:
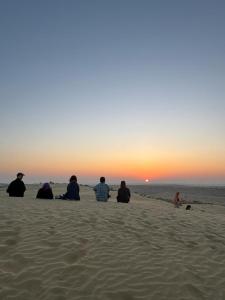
[
  {"x1": 117, "y1": 181, "x2": 131, "y2": 203},
  {"x1": 62, "y1": 175, "x2": 80, "y2": 200},
  {"x1": 36, "y1": 183, "x2": 53, "y2": 199},
  {"x1": 6, "y1": 172, "x2": 26, "y2": 197}
]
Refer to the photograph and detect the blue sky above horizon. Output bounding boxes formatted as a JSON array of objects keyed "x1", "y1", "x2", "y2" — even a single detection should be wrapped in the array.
[{"x1": 0, "y1": 0, "x2": 225, "y2": 184}]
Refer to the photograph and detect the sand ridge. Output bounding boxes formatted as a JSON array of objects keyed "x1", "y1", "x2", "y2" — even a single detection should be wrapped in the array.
[{"x1": 0, "y1": 185, "x2": 225, "y2": 300}]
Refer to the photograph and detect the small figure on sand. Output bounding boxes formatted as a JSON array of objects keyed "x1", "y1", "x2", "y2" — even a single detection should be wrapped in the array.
[
  {"x1": 173, "y1": 192, "x2": 182, "y2": 208},
  {"x1": 94, "y1": 177, "x2": 110, "y2": 202},
  {"x1": 6, "y1": 172, "x2": 26, "y2": 197},
  {"x1": 57, "y1": 175, "x2": 80, "y2": 200},
  {"x1": 36, "y1": 183, "x2": 54, "y2": 199},
  {"x1": 117, "y1": 181, "x2": 131, "y2": 203}
]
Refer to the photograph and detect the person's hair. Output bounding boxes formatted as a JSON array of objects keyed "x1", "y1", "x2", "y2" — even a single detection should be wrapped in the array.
[
  {"x1": 70, "y1": 175, "x2": 77, "y2": 182},
  {"x1": 17, "y1": 172, "x2": 24, "y2": 178},
  {"x1": 100, "y1": 177, "x2": 105, "y2": 183},
  {"x1": 120, "y1": 181, "x2": 126, "y2": 189}
]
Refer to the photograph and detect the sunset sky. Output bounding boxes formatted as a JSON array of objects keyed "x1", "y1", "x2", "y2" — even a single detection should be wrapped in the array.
[{"x1": 1, "y1": 0, "x2": 225, "y2": 184}]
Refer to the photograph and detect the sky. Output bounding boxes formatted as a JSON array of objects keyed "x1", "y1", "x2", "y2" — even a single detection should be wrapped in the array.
[{"x1": 0, "y1": 0, "x2": 225, "y2": 184}]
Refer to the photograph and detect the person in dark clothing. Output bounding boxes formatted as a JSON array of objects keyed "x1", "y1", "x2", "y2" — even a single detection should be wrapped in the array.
[
  {"x1": 6, "y1": 172, "x2": 26, "y2": 197},
  {"x1": 117, "y1": 181, "x2": 131, "y2": 203},
  {"x1": 62, "y1": 175, "x2": 80, "y2": 200},
  {"x1": 36, "y1": 183, "x2": 53, "y2": 199}
]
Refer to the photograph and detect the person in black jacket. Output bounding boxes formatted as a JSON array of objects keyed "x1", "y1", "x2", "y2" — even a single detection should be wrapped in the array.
[
  {"x1": 36, "y1": 183, "x2": 53, "y2": 199},
  {"x1": 7, "y1": 172, "x2": 26, "y2": 197},
  {"x1": 117, "y1": 181, "x2": 131, "y2": 203}
]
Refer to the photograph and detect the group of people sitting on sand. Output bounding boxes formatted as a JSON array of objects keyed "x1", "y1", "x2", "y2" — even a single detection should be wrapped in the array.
[
  {"x1": 6, "y1": 172, "x2": 191, "y2": 209},
  {"x1": 6, "y1": 173, "x2": 131, "y2": 203}
]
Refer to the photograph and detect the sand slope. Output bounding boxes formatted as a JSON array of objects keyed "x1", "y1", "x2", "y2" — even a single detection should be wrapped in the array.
[{"x1": 0, "y1": 185, "x2": 225, "y2": 300}]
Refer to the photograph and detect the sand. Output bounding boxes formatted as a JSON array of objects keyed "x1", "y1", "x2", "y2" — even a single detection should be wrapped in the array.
[{"x1": 0, "y1": 184, "x2": 225, "y2": 300}]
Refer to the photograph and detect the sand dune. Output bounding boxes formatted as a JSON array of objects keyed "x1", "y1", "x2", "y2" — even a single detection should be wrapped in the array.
[{"x1": 0, "y1": 185, "x2": 225, "y2": 300}]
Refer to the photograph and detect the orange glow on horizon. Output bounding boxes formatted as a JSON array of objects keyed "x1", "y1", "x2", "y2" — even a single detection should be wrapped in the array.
[{"x1": 1, "y1": 146, "x2": 225, "y2": 181}]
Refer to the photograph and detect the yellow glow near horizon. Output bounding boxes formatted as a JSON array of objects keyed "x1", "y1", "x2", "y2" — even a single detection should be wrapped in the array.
[
  {"x1": 1, "y1": 136, "x2": 225, "y2": 182},
  {"x1": 1, "y1": 146, "x2": 225, "y2": 182}
]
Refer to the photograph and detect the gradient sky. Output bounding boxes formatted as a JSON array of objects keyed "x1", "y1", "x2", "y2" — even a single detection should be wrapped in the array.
[{"x1": 0, "y1": 0, "x2": 225, "y2": 184}]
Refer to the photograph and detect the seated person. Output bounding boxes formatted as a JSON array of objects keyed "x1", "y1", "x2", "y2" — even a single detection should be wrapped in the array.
[
  {"x1": 7, "y1": 172, "x2": 26, "y2": 197},
  {"x1": 36, "y1": 183, "x2": 53, "y2": 199},
  {"x1": 117, "y1": 181, "x2": 131, "y2": 203},
  {"x1": 93, "y1": 177, "x2": 110, "y2": 202},
  {"x1": 58, "y1": 175, "x2": 80, "y2": 200}
]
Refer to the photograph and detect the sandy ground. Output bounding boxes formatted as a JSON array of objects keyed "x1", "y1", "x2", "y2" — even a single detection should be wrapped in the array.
[{"x1": 0, "y1": 184, "x2": 225, "y2": 300}]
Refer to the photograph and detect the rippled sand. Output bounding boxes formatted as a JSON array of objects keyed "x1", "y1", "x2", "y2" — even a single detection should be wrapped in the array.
[{"x1": 0, "y1": 185, "x2": 225, "y2": 300}]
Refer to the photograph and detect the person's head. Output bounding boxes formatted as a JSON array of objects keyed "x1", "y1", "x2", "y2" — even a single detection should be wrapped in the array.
[
  {"x1": 175, "y1": 192, "x2": 180, "y2": 197},
  {"x1": 100, "y1": 177, "x2": 105, "y2": 183},
  {"x1": 42, "y1": 183, "x2": 51, "y2": 190},
  {"x1": 17, "y1": 172, "x2": 24, "y2": 180},
  {"x1": 120, "y1": 181, "x2": 126, "y2": 188},
  {"x1": 70, "y1": 175, "x2": 77, "y2": 182}
]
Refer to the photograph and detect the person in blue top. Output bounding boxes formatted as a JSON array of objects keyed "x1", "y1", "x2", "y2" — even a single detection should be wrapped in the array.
[
  {"x1": 94, "y1": 177, "x2": 110, "y2": 202},
  {"x1": 62, "y1": 175, "x2": 80, "y2": 200}
]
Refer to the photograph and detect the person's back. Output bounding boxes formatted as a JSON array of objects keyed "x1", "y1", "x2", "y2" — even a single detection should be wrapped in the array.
[
  {"x1": 7, "y1": 173, "x2": 26, "y2": 197},
  {"x1": 94, "y1": 177, "x2": 110, "y2": 202},
  {"x1": 117, "y1": 187, "x2": 130, "y2": 203},
  {"x1": 63, "y1": 175, "x2": 80, "y2": 200},
  {"x1": 117, "y1": 181, "x2": 130, "y2": 203},
  {"x1": 36, "y1": 183, "x2": 53, "y2": 199},
  {"x1": 65, "y1": 181, "x2": 80, "y2": 200}
]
